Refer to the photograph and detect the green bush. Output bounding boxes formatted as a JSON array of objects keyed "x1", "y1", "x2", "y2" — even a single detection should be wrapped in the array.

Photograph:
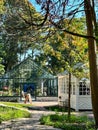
[
  {"x1": 68, "y1": 115, "x2": 88, "y2": 123},
  {"x1": 40, "y1": 113, "x2": 95, "y2": 130},
  {"x1": 45, "y1": 105, "x2": 74, "y2": 112},
  {"x1": 86, "y1": 121, "x2": 95, "y2": 130},
  {"x1": 54, "y1": 122, "x2": 85, "y2": 130},
  {"x1": 41, "y1": 114, "x2": 87, "y2": 123},
  {"x1": 40, "y1": 115, "x2": 54, "y2": 125}
]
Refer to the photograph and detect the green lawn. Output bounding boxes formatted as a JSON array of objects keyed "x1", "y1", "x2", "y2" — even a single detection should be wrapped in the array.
[
  {"x1": 0, "y1": 102, "x2": 33, "y2": 109},
  {"x1": 0, "y1": 102, "x2": 32, "y2": 123}
]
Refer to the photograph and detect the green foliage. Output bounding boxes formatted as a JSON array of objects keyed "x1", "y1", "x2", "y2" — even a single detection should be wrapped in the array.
[
  {"x1": 0, "y1": 0, "x2": 5, "y2": 13},
  {"x1": 40, "y1": 114, "x2": 88, "y2": 123},
  {"x1": 40, "y1": 114, "x2": 95, "y2": 130},
  {"x1": 86, "y1": 121, "x2": 95, "y2": 130},
  {"x1": 0, "y1": 58, "x2": 5, "y2": 76},
  {"x1": 54, "y1": 122, "x2": 85, "y2": 130},
  {"x1": 35, "y1": 18, "x2": 88, "y2": 76},
  {"x1": 0, "y1": 102, "x2": 33, "y2": 109},
  {"x1": 45, "y1": 105, "x2": 74, "y2": 112},
  {"x1": 1, "y1": 0, "x2": 42, "y2": 71},
  {"x1": 40, "y1": 115, "x2": 54, "y2": 125}
]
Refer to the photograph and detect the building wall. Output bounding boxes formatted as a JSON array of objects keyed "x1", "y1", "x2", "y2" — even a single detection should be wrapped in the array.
[
  {"x1": 58, "y1": 74, "x2": 92, "y2": 111},
  {"x1": 70, "y1": 95, "x2": 77, "y2": 110},
  {"x1": 58, "y1": 75, "x2": 68, "y2": 106},
  {"x1": 78, "y1": 96, "x2": 92, "y2": 110}
]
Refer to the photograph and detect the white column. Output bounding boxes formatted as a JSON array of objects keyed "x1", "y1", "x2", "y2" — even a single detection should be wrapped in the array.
[{"x1": 75, "y1": 79, "x2": 79, "y2": 111}]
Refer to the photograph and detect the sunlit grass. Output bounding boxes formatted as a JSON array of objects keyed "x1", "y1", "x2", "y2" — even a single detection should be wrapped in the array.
[
  {"x1": 0, "y1": 102, "x2": 32, "y2": 123},
  {"x1": 0, "y1": 102, "x2": 33, "y2": 109},
  {"x1": 0, "y1": 106, "x2": 31, "y2": 123}
]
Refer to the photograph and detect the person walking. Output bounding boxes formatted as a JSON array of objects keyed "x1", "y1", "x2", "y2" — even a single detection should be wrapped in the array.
[{"x1": 22, "y1": 84, "x2": 30, "y2": 104}]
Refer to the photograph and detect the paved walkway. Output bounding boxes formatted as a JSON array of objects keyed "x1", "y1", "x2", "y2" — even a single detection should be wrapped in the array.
[{"x1": 0, "y1": 101, "x2": 94, "y2": 130}]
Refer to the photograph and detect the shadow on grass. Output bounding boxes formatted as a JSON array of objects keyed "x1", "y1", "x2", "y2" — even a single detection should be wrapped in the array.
[{"x1": 44, "y1": 105, "x2": 75, "y2": 112}]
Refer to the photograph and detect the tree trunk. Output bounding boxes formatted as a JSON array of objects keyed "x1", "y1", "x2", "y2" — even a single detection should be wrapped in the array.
[{"x1": 84, "y1": 0, "x2": 98, "y2": 127}]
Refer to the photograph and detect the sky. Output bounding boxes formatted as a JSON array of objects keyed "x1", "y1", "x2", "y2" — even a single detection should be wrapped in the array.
[
  {"x1": 28, "y1": 0, "x2": 98, "y2": 19},
  {"x1": 28, "y1": 0, "x2": 85, "y2": 18},
  {"x1": 29, "y1": 0, "x2": 40, "y2": 12}
]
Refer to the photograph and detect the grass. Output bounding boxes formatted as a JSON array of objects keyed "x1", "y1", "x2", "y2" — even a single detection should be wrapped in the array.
[
  {"x1": 40, "y1": 114, "x2": 95, "y2": 130},
  {"x1": 45, "y1": 105, "x2": 75, "y2": 112},
  {"x1": 0, "y1": 102, "x2": 95, "y2": 129},
  {"x1": 0, "y1": 102, "x2": 32, "y2": 123},
  {"x1": 0, "y1": 102, "x2": 33, "y2": 109}
]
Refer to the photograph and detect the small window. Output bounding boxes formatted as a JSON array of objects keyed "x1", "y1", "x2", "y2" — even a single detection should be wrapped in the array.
[
  {"x1": 66, "y1": 81, "x2": 69, "y2": 94},
  {"x1": 79, "y1": 82, "x2": 90, "y2": 95},
  {"x1": 60, "y1": 78, "x2": 66, "y2": 93}
]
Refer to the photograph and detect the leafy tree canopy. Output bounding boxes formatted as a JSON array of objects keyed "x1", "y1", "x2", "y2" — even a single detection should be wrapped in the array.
[
  {"x1": 0, "y1": 0, "x2": 43, "y2": 71},
  {"x1": 34, "y1": 18, "x2": 89, "y2": 79}
]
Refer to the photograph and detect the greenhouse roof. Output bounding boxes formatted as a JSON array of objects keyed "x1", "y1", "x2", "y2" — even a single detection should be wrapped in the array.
[{"x1": 1, "y1": 56, "x2": 55, "y2": 80}]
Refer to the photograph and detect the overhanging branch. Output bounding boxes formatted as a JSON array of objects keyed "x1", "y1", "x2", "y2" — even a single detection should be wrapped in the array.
[{"x1": 50, "y1": 20, "x2": 96, "y2": 40}]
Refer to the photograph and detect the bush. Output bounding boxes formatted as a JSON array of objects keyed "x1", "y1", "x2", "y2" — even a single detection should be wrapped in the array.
[
  {"x1": 40, "y1": 113, "x2": 95, "y2": 130},
  {"x1": 86, "y1": 121, "x2": 95, "y2": 130},
  {"x1": 40, "y1": 115, "x2": 54, "y2": 125},
  {"x1": 41, "y1": 114, "x2": 87, "y2": 123},
  {"x1": 45, "y1": 105, "x2": 74, "y2": 112},
  {"x1": 54, "y1": 122, "x2": 85, "y2": 130}
]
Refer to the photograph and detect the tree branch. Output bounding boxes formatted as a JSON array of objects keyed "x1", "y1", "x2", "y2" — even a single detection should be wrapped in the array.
[{"x1": 50, "y1": 20, "x2": 96, "y2": 40}]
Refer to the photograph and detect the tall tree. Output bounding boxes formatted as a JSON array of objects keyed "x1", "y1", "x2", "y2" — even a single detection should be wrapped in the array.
[
  {"x1": 84, "y1": 0, "x2": 98, "y2": 126},
  {"x1": 34, "y1": 18, "x2": 88, "y2": 76},
  {"x1": 33, "y1": 0, "x2": 98, "y2": 126},
  {"x1": 1, "y1": 0, "x2": 42, "y2": 71},
  {"x1": 2, "y1": 0, "x2": 98, "y2": 126},
  {"x1": 34, "y1": 18, "x2": 88, "y2": 118}
]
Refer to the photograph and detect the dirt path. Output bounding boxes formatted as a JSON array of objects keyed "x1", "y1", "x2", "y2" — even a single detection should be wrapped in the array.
[
  {"x1": 0, "y1": 112, "x2": 61, "y2": 130},
  {"x1": 0, "y1": 101, "x2": 93, "y2": 130},
  {"x1": 0, "y1": 101, "x2": 61, "y2": 130}
]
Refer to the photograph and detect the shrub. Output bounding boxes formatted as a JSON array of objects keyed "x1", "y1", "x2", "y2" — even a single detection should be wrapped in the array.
[
  {"x1": 54, "y1": 122, "x2": 85, "y2": 130},
  {"x1": 40, "y1": 113, "x2": 94, "y2": 130},
  {"x1": 40, "y1": 115, "x2": 53, "y2": 125},
  {"x1": 45, "y1": 105, "x2": 74, "y2": 112},
  {"x1": 86, "y1": 121, "x2": 95, "y2": 130}
]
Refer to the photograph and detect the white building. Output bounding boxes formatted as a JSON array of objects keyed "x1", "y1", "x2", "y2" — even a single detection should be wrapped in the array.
[{"x1": 58, "y1": 72, "x2": 92, "y2": 111}]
